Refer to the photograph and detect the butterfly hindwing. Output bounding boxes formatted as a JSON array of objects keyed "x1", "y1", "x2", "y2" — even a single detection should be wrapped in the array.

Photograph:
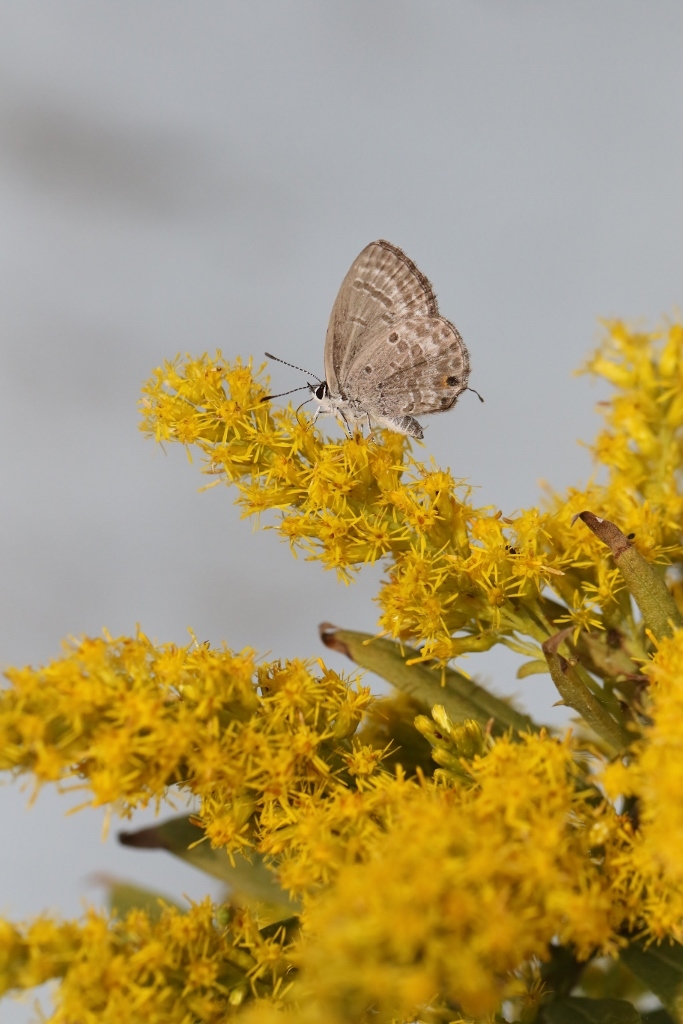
[{"x1": 343, "y1": 313, "x2": 469, "y2": 417}]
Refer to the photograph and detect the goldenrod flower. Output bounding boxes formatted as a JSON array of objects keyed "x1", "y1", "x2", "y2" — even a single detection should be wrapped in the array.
[
  {"x1": 4, "y1": 318, "x2": 683, "y2": 1021},
  {"x1": 601, "y1": 628, "x2": 683, "y2": 940},
  {"x1": 138, "y1": 329, "x2": 683, "y2": 678},
  {"x1": 0, "y1": 900, "x2": 294, "y2": 1022},
  {"x1": 0, "y1": 632, "x2": 372, "y2": 858},
  {"x1": 297, "y1": 733, "x2": 625, "y2": 1022}
]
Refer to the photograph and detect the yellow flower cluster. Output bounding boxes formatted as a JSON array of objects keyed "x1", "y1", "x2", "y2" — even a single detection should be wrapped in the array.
[
  {"x1": 0, "y1": 632, "x2": 372, "y2": 856},
  {"x1": 583, "y1": 320, "x2": 683, "y2": 513},
  {"x1": 542, "y1": 319, "x2": 683, "y2": 644},
  {"x1": 294, "y1": 732, "x2": 628, "y2": 1022},
  {"x1": 139, "y1": 324, "x2": 683, "y2": 677},
  {"x1": 602, "y1": 628, "x2": 683, "y2": 940},
  {"x1": 139, "y1": 357, "x2": 571, "y2": 664},
  {"x1": 0, "y1": 631, "x2": 433, "y2": 904},
  {"x1": 0, "y1": 899, "x2": 294, "y2": 1022},
  {"x1": 1, "y1": 630, "x2": 645, "y2": 1018},
  {"x1": 3, "y1": 318, "x2": 683, "y2": 1021},
  {"x1": 4, "y1": 711, "x2": 641, "y2": 1022}
]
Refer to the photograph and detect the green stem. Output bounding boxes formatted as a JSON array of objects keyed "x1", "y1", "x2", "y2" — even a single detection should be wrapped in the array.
[
  {"x1": 573, "y1": 510, "x2": 683, "y2": 642},
  {"x1": 543, "y1": 629, "x2": 631, "y2": 752}
]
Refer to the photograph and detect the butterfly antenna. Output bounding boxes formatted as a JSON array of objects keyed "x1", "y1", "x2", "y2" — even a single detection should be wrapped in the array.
[
  {"x1": 260, "y1": 385, "x2": 310, "y2": 403},
  {"x1": 467, "y1": 387, "x2": 485, "y2": 403},
  {"x1": 264, "y1": 351, "x2": 322, "y2": 382}
]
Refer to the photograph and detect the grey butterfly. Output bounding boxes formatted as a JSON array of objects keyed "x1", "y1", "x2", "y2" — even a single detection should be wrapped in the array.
[{"x1": 266, "y1": 239, "x2": 477, "y2": 438}]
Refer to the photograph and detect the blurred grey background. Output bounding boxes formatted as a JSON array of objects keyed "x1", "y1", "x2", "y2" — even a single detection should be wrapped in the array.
[{"x1": 1, "y1": 3, "x2": 682, "y2": 1018}]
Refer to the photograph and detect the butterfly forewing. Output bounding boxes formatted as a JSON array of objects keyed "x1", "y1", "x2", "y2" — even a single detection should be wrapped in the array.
[
  {"x1": 324, "y1": 240, "x2": 437, "y2": 393},
  {"x1": 344, "y1": 313, "x2": 469, "y2": 417}
]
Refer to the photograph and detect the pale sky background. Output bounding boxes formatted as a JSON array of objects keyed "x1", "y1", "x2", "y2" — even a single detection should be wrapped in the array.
[{"x1": 2, "y1": 4, "x2": 683, "y2": 1019}]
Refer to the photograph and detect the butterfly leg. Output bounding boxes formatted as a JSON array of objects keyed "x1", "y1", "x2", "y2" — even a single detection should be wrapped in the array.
[
  {"x1": 338, "y1": 409, "x2": 354, "y2": 439},
  {"x1": 365, "y1": 413, "x2": 381, "y2": 445}
]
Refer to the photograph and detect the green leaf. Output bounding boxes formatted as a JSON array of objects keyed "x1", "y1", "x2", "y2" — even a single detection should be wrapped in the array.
[
  {"x1": 620, "y1": 938, "x2": 683, "y2": 1015},
  {"x1": 119, "y1": 815, "x2": 299, "y2": 918},
  {"x1": 542, "y1": 996, "x2": 642, "y2": 1024},
  {"x1": 517, "y1": 658, "x2": 550, "y2": 678},
  {"x1": 103, "y1": 879, "x2": 184, "y2": 921},
  {"x1": 319, "y1": 624, "x2": 537, "y2": 735}
]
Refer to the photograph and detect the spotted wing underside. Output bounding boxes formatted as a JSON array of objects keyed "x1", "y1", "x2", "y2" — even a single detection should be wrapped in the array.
[
  {"x1": 324, "y1": 240, "x2": 438, "y2": 395},
  {"x1": 343, "y1": 313, "x2": 470, "y2": 418}
]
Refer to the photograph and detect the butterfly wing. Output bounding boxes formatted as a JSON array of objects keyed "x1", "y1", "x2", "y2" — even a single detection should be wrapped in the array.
[
  {"x1": 343, "y1": 313, "x2": 470, "y2": 418},
  {"x1": 324, "y1": 240, "x2": 438, "y2": 395}
]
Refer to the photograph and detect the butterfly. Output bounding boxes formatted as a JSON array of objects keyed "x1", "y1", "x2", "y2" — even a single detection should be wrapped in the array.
[{"x1": 264, "y1": 239, "x2": 480, "y2": 438}]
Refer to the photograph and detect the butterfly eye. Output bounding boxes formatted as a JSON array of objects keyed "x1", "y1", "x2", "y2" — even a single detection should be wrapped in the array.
[{"x1": 315, "y1": 384, "x2": 327, "y2": 400}]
